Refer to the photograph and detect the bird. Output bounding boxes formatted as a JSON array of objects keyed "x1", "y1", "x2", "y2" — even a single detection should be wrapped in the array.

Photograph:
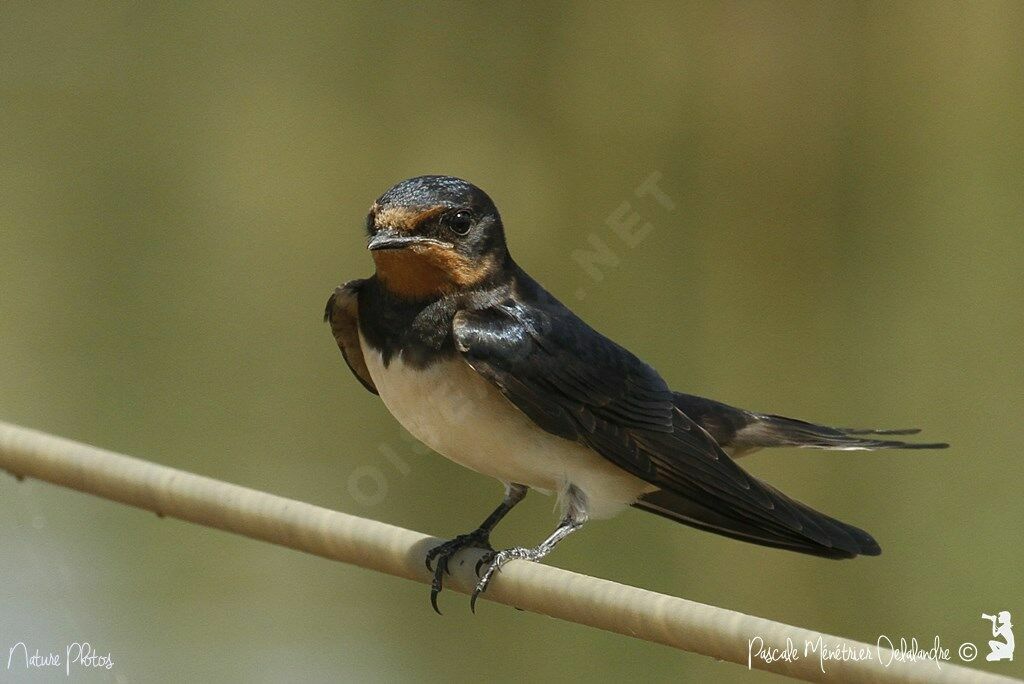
[{"x1": 325, "y1": 175, "x2": 948, "y2": 613}]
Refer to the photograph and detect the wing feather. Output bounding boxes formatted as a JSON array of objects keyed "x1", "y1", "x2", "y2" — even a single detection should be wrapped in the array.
[
  {"x1": 452, "y1": 294, "x2": 879, "y2": 558},
  {"x1": 325, "y1": 280, "x2": 377, "y2": 395}
]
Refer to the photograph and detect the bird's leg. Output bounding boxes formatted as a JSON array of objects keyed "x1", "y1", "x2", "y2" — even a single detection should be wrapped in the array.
[
  {"x1": 471, "y1": 486, "x2": 589, "y2": 612},
  {"x1": 426, "y1": 483, "x2": 527, "y2": 613}
]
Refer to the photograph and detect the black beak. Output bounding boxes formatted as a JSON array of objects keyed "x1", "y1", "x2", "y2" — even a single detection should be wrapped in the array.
[
  {"x1": 368, "y1": 230, "x2": 418, "y2": 251},
  {"x1": 368, "y1": 230, "x2": 453, "y2": 251}
]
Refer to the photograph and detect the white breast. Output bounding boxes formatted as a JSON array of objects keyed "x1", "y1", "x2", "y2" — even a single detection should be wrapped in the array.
[{"x1": 358, "y1": 332, "x2": 655, "y2": 519}]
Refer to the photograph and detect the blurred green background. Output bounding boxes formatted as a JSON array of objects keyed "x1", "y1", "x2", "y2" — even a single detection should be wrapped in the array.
[{"x1": 1, "y1": 2, "x2": 1022, "y2": 682}]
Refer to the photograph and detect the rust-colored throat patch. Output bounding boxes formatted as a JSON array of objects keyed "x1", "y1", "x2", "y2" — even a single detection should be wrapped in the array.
[{"x1": 373, "y1": 243, "x2": 497, "y2": 299}]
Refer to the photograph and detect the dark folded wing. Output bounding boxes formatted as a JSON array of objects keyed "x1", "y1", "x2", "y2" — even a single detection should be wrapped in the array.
[
  {"x1": 325, "y1": 280, "x2": 377, "y2": 395},
  {"x1": 452, "y1": 296, "x2": 878, "y2": 557}
]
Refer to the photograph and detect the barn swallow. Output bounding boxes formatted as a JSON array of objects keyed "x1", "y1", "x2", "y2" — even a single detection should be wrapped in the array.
[{"x1": 326, "y1": 175, "x2": 947, "y2": 613}]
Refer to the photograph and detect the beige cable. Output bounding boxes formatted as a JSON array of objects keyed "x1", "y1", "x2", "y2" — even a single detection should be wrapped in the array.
[{"x1": 0, "y1": 420, "x2": 1015, "y2": 683}]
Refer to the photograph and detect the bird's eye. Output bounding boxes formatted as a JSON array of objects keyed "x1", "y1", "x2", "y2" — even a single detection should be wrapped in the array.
[{"x1": 445, "y1": 209, "x2": 474, "y2": 236}]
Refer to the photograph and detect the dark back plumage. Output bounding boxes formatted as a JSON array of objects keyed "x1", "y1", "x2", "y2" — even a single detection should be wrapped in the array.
[{"x1": 328, "y1": 175, "x2": 947, "y2": 561}]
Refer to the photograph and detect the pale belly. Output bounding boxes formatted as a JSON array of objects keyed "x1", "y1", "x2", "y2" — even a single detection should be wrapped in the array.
[{"x1": 359, "y1": 332, "x2": 655, "y2": 519}]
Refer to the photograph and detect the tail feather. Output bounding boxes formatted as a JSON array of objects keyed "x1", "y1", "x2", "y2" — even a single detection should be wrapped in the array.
[
  {"x1": 669, "y1": 392, "x2": 949, "y2": 455},
  {"x1": 642, "y1": 392, "x2": 947, "y2": 557},
  {"x1": 839, "y1": 427, "x2": 922, "y2": 436},
  {"x1": 743, "y1": 414, "x2": 950, "y2": 451}
]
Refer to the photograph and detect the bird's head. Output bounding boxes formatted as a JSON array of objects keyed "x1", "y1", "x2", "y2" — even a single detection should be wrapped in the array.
[{"x1": 366, "y1": 176, "x2": 510, "y2": 300}]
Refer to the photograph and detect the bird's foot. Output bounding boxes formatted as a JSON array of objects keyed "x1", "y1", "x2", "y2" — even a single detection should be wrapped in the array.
[
  {"x1": 425, "y1": 529, "x2": 493, "y2": 614},
  {"x1": 470, "y1": 544, "x2": 551, "y2": 612}
]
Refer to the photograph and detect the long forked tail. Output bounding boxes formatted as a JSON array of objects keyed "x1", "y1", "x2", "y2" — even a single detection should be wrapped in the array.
[
  {"x1": 672, "y1": 392, "x2": 949, "y2": 457},
  {"x1": 737, "y1": 413, "x2": 950, "y2": 451}
]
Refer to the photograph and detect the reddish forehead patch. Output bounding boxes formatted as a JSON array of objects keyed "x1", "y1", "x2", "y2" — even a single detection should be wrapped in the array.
[{"x1": 374, "y1": 205, "x2": 447, "y2": 233}]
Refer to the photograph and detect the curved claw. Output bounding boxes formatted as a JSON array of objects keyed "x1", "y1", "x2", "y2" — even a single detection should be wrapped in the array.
[
  {"x1": 430, "y1": 587, "x2": 443, "y2": 615},
  {"x1": 470, "y1": 564, "x2": 501, "y2": 612},
  {"x1": 474, "y1": 552, "x2": 495, "y2": 578},
  {"x1": 470, "y1": 552, "x2": 510, "y2": 612},
  {"x1": 425, "y1": 543, "x2": 447, "y2": 572},
  {"x1": 424, "y1": 531, "x2": 494, "y2": 614},
  {"x1": 429, "y1": 557, "x2": 447, "y2": 615},
  {"x1": 435, "y1": 553, "x2": 449, "y2": 578}
]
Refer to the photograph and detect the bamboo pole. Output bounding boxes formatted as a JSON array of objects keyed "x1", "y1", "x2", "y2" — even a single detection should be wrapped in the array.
[{"x1": 0, "y1": 420, "x2": 1015, "y2": 683}]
